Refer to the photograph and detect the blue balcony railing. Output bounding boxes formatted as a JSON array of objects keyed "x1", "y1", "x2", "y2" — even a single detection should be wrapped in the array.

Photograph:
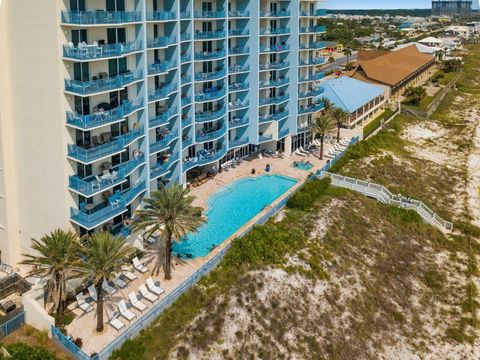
[
  {"x1": 194, "y1": 50, "x2": 226, "y2": 61},
  {"x1": 300, "y1": 9, "x2": 327, "y2": 17},
  {"x1": 259, "y1": 10, "x2": 291, "y2": 17},
  {"x1": 229, "y1": 82, "x2": 249, "y2": 92},
  {"x1": 229, "y1": 137, "x2": 249, "y2": 148},
  {"x1": 181, "y1": 53, "x2": 191, "y2": 63},
  {"x1": 70, "y1": 181, "x2": 146, "y2": 229},
  {"x1": 229, "y1": 100, "x2": 249, "y2": 110},
  {"x1": 183, "y1": 146, "x2": 227, "y2": 172},
  {"x1": 317, "y1": 9, "x2": 327, "y2": 16},
  {"x1": 259, "y1": 61, "x2": 290, "y2": 71},
  {"x1": 260, "y1": 44, "x2": 290, "y2": 53},
  {"x1": 180, "y1": 11, "x2": 190, "y2": 19},
  {"x1": 229, "y1": 117, "x2": 249, "y2": 128},
  {"x1": 279, "y1": 127, "x2": 289, "y2": 138},
  {"x1": 259, "y1": 134, "x2": 274, "y2": 142},
  {"x1": 149, "y1": 109, "x2": 178, "y2": 129},
  {"x1": 297, "y1": 124, "x2": 312, "y2": 132},
  {"x1": 299, "y1": 42, "x2": 326, "y2": 50},
  {"x1": 147, "y1": 36, "x2": 176, "y2": 48},
  {"x1": 146, "y1": 11, "x2": 176, "y2": 21},
  {"x1": 65, "y1": 71, "x2": 142, "y2": 96},
  {"x1": 229, "y1": 47, "x2": 249, "y2": 55},
  {"x1": 259, "y1": 110, "x2": 289, "y2": 123},
  {"x1": 228, "y1": 10, "x2": 250, "y2": 17},
  {"x1": 194, "y1": 88, "x2": 226, "y2": 102},
  {"x1": 299, "y1": 57, "x2": 326, "y2": 66},
  {"x1": 194, "y1": 69, "x2": 226, "y2": 81},
  {"x1": 67, "y1": 127, "x2": 144, "y2": 163},
  {"x1": 299, "y1": 72, "x2": 325, "y2": 82},
  {"x1": 298, "y1": 102, "x2": 324, "y2": 115},
  {"x1": 182, "y1": 117, "x2": 193, "y2": 128},
  {"x1": 228, "y1": 29, "x2": 250, "y2": 37},
  {"x1": 180, "y1": 32, "x2": 191, "y2": 41},
  {"x1": 195, "y1": 107, "x2": 227, "y2": 122},
  {"x1": 181, "y1": 97, "x2": 192, "y2": 107},
  {"x1": 69, "y1": 155, "x2": 145, "y2": 197},
  {"x1": 63, "y1": 40, "x2": 142, "y2": 61},
  {"x1": 260, "y1": 27, "x2": 291, "y2": 35},
  {"x1": 182, "y1": 137, "x2": 193, "y2": 148},
  {"x1": 150, "y1": 131, "x2": 179, "y2": 154},
  {"x1": 229, "y1": 64, "x2": 250, "y2": 74},
  {"x1": 194, "y1": 10, "x2": 226, "y2": 18},
  {"x1": 148, "y1": 84, "x2": 177, "y2": 102},
  {"x1": 66, "y1": 98, "x2": 143, "y2": 130},
  {"x1": 259, "y1": 94, "x2": 289, "y2": 106},
  {"x1": 299, "y1": 88, "x2": 325, "y2": 99},
  {"x1": 61, "y1": 10, "x2": 141, "y2": 25},
  {"x1": 259, "y1": 78, "x2": 289, "y2": 88},
  {"x1": 150, "y1": 153, "x2": 179, "y2": 179},
  {"x1": 148, "y1": 60, "x2": 177, "y2": 76},
  {"x1": 181, "y1": 75, "x2": 192, "y2": 85},
  {"x1": 196, "y1": 126, "x2": 226, "y2": 142},
  {"x1": 299, "y1": 26, "x2": 327, "y2": 34},
  {"x1": 194, "y1": 31, "x2": 226, "y2": 40}
]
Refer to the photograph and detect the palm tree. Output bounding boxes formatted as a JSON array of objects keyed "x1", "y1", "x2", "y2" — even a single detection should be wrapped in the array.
[
  {"x1": 81, "y1": 232, "x2": 134, "y2": 333},
  {"x1": 320, "y1": 97, "x2": 334, "y2": 114},
  {"x1": 343, "y1": 48, "x2": 352, "y2": 64},
  {"x1": 132, "y1": 184, "x2": 206, "y2": 280},
  {"x1": 328, "y1": 56, "x2": 335, "y2": 70},
  {"x1": 20, "y1": 230, "x2": 82, "y2": 323},
  {"x1": 331, "y1": 107, "x2": 350, "y2": 143},
  {"x1": 312, "y1": 113, "x2": 335, "y2": 160}
]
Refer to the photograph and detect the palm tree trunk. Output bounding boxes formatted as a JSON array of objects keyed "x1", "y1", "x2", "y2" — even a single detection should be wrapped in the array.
[
  {"x1": 96, "y1": 280, "x2": 104, "y2": 333},
  {"x1": 320, "y1": 137, "x2": 324, "y2": 160},
  {"x1": 164, "y1": 235, "x2": 172, "y2": 280},
  {"x1": 337, "y1": 125, "x2": 341, "y2": 143},
  {"x1": 55, "y1": 274, "x2": 63, "y2": 323}
]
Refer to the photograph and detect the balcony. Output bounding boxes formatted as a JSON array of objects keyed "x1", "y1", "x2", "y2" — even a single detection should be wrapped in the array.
[
  {"x1": 259, "y1": 61, "x2": 290, "y2": 71},
  {"x1": 147, "y1": 36, "x2": 176, "y2": 49},
  {"x1": 298, "y1": 88, "x2": 324, "y2": 99},
  {"x1": 229, "y1": 116, "x2": 249, "y2": 128},
  {"x1": 70, "y1": 181, "x2": 146, "y2": 230},
  {"x1": 229, "y1": 46, "x2": 249, "y2": 55},
  {"x1": 183, "y1": 146, "x2": 227, "y2": 172},
  {"x1": 194, "y1": 69, "x2": 227, "y2": 81},
  {"x1": 182, "y1": 137, "x2": 193, "y2": 148},
  {"x1": 147, "y1": 60, "x2": 177, "y2": 76},
  {"x1": 230, "y1": 137, "x2": 249, "y2": 148},
  {"x1": 180, "y1": 33, "x2": 191, "y2": 42},
  {"x1": 299, "y1": 42, "x2": 326, "y2": 50},
  {"x1": 228, "y1": 29, "x2": 250, "y2": 37},
  {"x1": 65, "y1": 71, "x2": 142, "y2": 96},
  {"x1": 260, "y1": 44, "x2": 290, "y2": 53},
  {"x1": 298, "y1": 102, "x2": 324, "y2": 115},
  {"x1": 259, "y1": 110, "x2": 289, "y2": 123},
  {"x1": 297, "y1": 123, "x2": 312, "y2": 132},
  {"x1": 195, "y1": 107, "x2": 226, "y2": 122},
  {"x1": 259, "y1": 134, "x2": 273, "y2": 142},
  {"x1": 299, "y1": 72, "x2": 325, "y2": 82},
  {"x1": 195, "y1": 88, "x2": 226, "y2": 102},
  {"x1": 146, "y1": 11, "x2": 176, "y2": 21},
  {"x1": 61, "y1": 10, "x2": 141, "y2": 25},
  {"x1": 299, "y1": 57, "x2": 326, "y2": 66},
  {"x1": 228, "y1": 10, "x2": 249, "y2": 18},
  {"x1": 69, "y1": 154, "x2": 145, "y2": 197},
  {"x1": 194, "y1": 10, "x2": 226, "y2": 18},
  {"x1": 259, "y1": 94, "x2": 289, "y2": 106},
  {"x1": 66, "y1": 98, "x2": 144, "y2": 130},
  {"x1": 229, "y1": 82, "x2": 249, "y2": 92},
  {"x1": 182, "y1": 117, "x2": 193, "y2": 128},
  {"x1": 67, "y1": 127, "x2": 144, "y2": 164},
  {"x1": 259, "y1": 10, "x2": 291, "y2": 17},
  {"x1": 63, "y1": 40, "x2": 142, "y2": 61},
  {"x1": 279, "y1": 127, "x2": 289, "y2": 138},
  {"x1": 148, "y1": 84, "x2": 177, "y2": 102},
  {"x1": 194, "y1": 31, "x2": 226, "y2": 40},
  {"x1": 196, "y1": 125, "x2": 226, "y2": 142},
  {"x1": 229, "y1": 99, "x2": 249, "y2": 110},
  {"x1": 300, "y1": 9, "x2": 327, "y2": 17},
  {"x1": 299, "y1": 26, "x2": 327, "y2": 34},
  {"x1": 180, "y1": 11, "x2": 190, "y2": 19},
  {"x1": 194, "y1": 50, "x2": 226, "y2": 61},
  {"x1": 181, "y1": 74, "x2": 192, "y2": 85},
  {"x1": 260, "y1": 27, "x2": 291, "y2": 35},
  {"x1": 149, "y1": 109, "x2": 178, "y2": 129},
  {"x1": 150, "y1": 130, "x2": 179, "y2": 154},
  {"x1": 181, "y1": 96, "x2": 192, "y2": 107},
  {"x1": 229, "y1": 64, "x2": 249, "y2": 74},
  {"x1": 150, "y1": 153, "x2": 179, "y2": 180},
  {"x1": 181, "y1": 53, "x2": 191, "y2": 63},
  {"x1": 259, "y1": 78, "x2": 289, "y2": 88}
]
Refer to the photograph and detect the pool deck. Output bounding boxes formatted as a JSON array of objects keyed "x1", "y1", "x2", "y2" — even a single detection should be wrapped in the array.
[{"x1": 64, "y1": 148, "x2": 338, "y2": 355}]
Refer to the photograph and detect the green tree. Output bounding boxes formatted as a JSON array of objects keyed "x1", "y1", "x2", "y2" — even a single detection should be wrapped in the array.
[
  {"x1": 344, "y1": 62, "x2": 355, "y2": 71},
  {"x1": 331, "y1": 107, "x2": 350, "y2": 142},
  {"x1": 132, "y1": 184, "x2": 206, "y2": 280},
  {"x1": 81, "y1": 232, "x2": 134, "y2": 332},
  {"x1": 320, "y1": 97, "x2": 334, "y2": 114},
  {"x1": 404, "y1": 86, "x2": 427, "y2": 105},
  {"x1": 343, "y1": 48, "x2": 352, "y2": 63},
  {"x1": 20, "y1": 230, "x2": 82, "y2": 323},
  {"x1": 328, "y1": 56, "x2": 335, "y2": 70},
  {"x1": 312, "y1": 113, "x2": 335, "y2": 160},
  {"x1": 442, "y1": 59, "x2": 462, "y2": 73}
]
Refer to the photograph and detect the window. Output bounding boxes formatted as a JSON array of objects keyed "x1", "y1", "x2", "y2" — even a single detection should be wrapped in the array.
[
  {"x1": 70, "y1": 0, "x2": 85, "y2": 11},
  {"x1": 71, "y1": 29, "x2": 87, "y2": 45},
  {"x1": 106, "y1": 0, "x2": 125, "y2": 12},
  {"x1": 107, "y1": 28, "x2": 126, "y2": 44},
  {"x1": 74, "y1": 62, "x2": 89, "y2": 81}
]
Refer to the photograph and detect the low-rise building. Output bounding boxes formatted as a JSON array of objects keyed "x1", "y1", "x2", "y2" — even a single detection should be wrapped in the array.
[{"x1": 321, "y1": 77, "x2": 386, "y2": 129}]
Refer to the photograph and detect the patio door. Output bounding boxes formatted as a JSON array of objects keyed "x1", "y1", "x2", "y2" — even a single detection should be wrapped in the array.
[
  {"x1": 74, "y1": 62, "x2": 89, "y2": 81},
  {"x1": 71, "y1": 29, "x2": 87, "y2": 45},
  {"x1": 70, "y1": 0, "x2": 86, "y2": 11},
  {"x1": 107, "y1": 28, "x2": 126, "y2": 44},
  {"x1": 106, "y1": 0, "x2": 125, "y2": 12}
]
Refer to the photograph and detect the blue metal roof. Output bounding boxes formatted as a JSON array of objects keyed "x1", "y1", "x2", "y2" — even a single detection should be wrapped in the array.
[{"x1": 320, "y1": 77, "x2": 385, "y2": 113}]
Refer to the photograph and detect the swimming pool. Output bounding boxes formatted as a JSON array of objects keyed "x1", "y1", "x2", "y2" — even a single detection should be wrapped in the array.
[
  {"x1": 293, "y1": 162, "x2": 314, "y2": 171},
  {"x1": 172, "y1": 174, "x2": 298, "y2": 258}
]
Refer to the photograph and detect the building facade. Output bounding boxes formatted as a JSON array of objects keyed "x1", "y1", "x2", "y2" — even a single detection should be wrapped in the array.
[
  {"x1": 0, "y1": 0, "x2": 326, "y2": 265},
  {"x1": 432, "y1": 1, "x2": 472, "y2": 18}
]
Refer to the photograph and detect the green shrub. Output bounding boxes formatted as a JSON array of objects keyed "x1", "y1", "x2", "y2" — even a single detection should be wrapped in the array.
[
  {"x1": 286, "y1": 178, "x2": 330, "y2": 211},
  {"x1": 5, "y1": 342, "x2": 57, "y2": 360},
  {"x1": 363, "y1": 109, "x2": 395, "y2": 138},
  {"x1": 111, "y1": 340, "x2": 146, "y2": 360}
]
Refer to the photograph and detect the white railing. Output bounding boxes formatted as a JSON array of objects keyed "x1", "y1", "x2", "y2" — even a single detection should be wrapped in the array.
[{"x1": 318, "y1": 172, "x2": 453, "y2": 231}]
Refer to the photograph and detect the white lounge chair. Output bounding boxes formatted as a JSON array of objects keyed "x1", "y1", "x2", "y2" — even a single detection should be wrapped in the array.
[
  {"x1": 132, "y1": 257, "x2": 148, "y2": 273},
  {"x1": 299, "y1": 147, "x2": 310, "y2": 155},
  {"x1": 109, "y1": 317, "x2": 125, "y2": 330},
  {"x1": 295, "y1": 149, "x2": 306, "y2": 157},
  {"x1": 88, "y1": 285, "x2": 98, "y2": 302},
  {"x1": 76, "y1": 293, "x2": 93, "y2": 313},
  {"x1": 102, "y1": 279, "x2": 117, "y2": 294},
  {"x1": 146, "y1": 277, "x2": 165, "y2": 296},
  {"x1": 113, "y1": 276, "x2": 127, "y2": 289},
  {"x1": 139, "y1": 284, "x2": 158, "y2": 303},
  {"x1": 129, "y1": 292, "x2": 147, "y2": 312},
  {"x1": 122, "y1": 270, "x2": 138, "y2": 281},
  {"x1": 118, "y1": 300, "x2": 136, "y2": 321}
]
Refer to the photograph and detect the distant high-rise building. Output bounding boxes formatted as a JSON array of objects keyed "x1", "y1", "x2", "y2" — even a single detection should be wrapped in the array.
[{"x1": 432, "y1": 1, "x2": 473, "y2": 17}]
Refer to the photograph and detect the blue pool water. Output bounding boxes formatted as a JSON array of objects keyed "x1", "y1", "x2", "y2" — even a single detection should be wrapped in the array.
[
  {"x1": 172, "y1": 174, "x2": 298, "y2": 258},
  {"x1": 293, "y1": 162, "x2": 314, "y2": 171}
]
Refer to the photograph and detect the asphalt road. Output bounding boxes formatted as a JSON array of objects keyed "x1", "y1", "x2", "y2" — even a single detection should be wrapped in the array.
[{"x1": 320, "y1": 52, "x2": 358, "y2": 70}]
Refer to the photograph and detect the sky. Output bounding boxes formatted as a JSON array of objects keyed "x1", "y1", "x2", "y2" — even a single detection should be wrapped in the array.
[{"x1": 326, "y1": 0, "x2": 432, "y2": 9}]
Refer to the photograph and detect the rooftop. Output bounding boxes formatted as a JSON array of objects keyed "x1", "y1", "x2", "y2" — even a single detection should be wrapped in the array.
[
  {"x1": 393, "y1": 42, "x2": 442, "y2": 54},
  {"x1": 321, "y1": 77, "x2": 385, "y2": 113}
]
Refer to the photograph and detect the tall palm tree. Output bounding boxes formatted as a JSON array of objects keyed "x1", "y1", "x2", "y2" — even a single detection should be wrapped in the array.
[
  {"x1": 328, "y1": 56, "x2": 335, "y2": 71},
  {"x1": 343, "y1": 48, "x2": 352, "y2": 64},
  {"x1": 320, "y1": 97, "x2": 334, "y2": 114},
  {"x1": 312, "y1": 113, "x2": 335, "y2": 160},
  {"x1": 81, "y1": 232, "x2": 134, "y2": 333},
  {"x1": 132, "y1": 184, "x2": 206, "y2": 280},
  {"x1": 20, "y1": 230, "x2": 82, "y2": 323},
  {"x1": 331, "y1": 107, "x2": 350, "y2": 142}
]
